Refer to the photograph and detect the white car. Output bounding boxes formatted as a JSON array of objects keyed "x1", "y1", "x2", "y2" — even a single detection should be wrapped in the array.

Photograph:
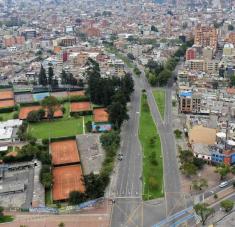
[{"x1": 219, "y1": 181, "x2": 229, "y2": 188}]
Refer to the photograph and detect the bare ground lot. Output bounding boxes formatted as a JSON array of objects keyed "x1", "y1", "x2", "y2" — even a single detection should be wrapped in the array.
[{"x1": 76, "y1": 134, "x2": 104, "y2": 175}]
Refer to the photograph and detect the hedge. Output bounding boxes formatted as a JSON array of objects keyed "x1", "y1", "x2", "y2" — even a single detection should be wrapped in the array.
[
  {"x1": 20, "y1": 101, "x2": 40, "y2": 107},
  {"x1": 50, "y1": 135, "x2": 76, "y2": 142},
  {"x1": 0, "y1": 106, "x2": 17, "y2": 113}
]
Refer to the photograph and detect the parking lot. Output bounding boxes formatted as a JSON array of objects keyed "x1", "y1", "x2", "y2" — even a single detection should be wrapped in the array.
[{"x1": 76, "y1": 134, "x2": 104, "y2": 175}]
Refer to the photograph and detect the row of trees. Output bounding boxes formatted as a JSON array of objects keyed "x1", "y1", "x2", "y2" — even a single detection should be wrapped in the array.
[
  {"x1": 145, "y1": 40, "x2": 194, "y2": 86},
  {"x1": 86, "y1": 58, "x2": 134, "y2": 129},
  {"x1": 178, "y1": 147, "x2": 205, "y2": 177},
  {"x1": 38, "y1": 66, "x2": 79, "y2": 87}
]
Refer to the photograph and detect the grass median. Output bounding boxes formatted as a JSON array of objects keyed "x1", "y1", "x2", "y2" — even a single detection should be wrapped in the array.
[
  {"x1": 139, "y1": 93, "x2": 164, "y2": 200},
  {"x1": 153, "y1": 89, "x2": 165, "y2": 120}
]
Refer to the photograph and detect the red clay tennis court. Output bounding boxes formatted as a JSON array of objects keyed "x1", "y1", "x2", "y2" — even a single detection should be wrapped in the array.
[
  {"x1": 19, "y1": 106, "x2": 63, "y2": 120},
  {"x1": 93, "y1": 108, "x2": 109, "y2": 122},
  {"x1": 52, "y1": 165, "x2": 85, "y2": 201},
  {"x1": 0, "y1": 90, "x2": 14, "y2": 100},
  {"x1": 51, "y1": 140, "x2": 80, "y2": 165},
  {"x1": 70, "y1": 102, "x2": 91, "y2": 112},
  {"x1": 0, "y1": 99, "x2": 15, "y2": 108},
  {"x1": 68, "y1": 90, "x2": 85, "y2": 97}
]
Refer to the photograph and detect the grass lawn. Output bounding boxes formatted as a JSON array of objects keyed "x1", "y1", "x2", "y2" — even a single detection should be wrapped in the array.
[
  {"x1": 28, "y1": 116, "x2": 92, "y2": 139},
  {"x1": 139, "y1": 93, "x2": 164, "y2": 200},
  {"x1": 0, "y1": 111, "x2": 18, "y2": 121},
  {"x1": 0, "y1": 215, "x2": 14, "y2": 223},
  {"x1": 28, "y1": 102, "x2": 93, "y2": 139},
  {"x1": 153, "y1": 89, "x2": 165, "y2": 120}
]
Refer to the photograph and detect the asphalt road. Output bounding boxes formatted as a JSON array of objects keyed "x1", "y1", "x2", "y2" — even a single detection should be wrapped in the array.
[
  {"x1": 137, "y1": 64, "x2": 184, "y2": 216},
  {"x1": 111, "y1": 75, "x2": 143, "y2": 227}
]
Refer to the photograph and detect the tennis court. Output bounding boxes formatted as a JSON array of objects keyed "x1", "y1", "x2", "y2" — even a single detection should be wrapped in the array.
[
  {"x1": 51, "y1": 91, "x2": 68, "y2": 98},
  {"x1": 33, "y1": 92, "x2": 50, "y2": 101},
  {"x1": 93, "y1": 108, "x2": 109, "y2": 123},
  {"x1": 0, "y1": 90, "x2": 14, "y2": 100},
  {"x1": 15, "y1": 93, "x2": 34, "y2": 103},
  {"x1": 0, "y1": 100, "x2": 15, "y2": 108},
  {"x1": 70, "y1": 102, "x2": 92, "y2": 112},
  {"x1": 19, "y1": 106, "x2": 63, "y2": 120},
  {"x1": 69, "y1": 90, "x2": 85, "y2": 97},
  {"x1": 52, "y1": 165, "x2": 85, "y2": 201},
  {"x1": 51, "y1": 140, "x2": 80, "y2": 166}
]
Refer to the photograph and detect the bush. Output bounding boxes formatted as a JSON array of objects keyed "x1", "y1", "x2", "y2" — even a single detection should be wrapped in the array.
[
  {"x1": 149, "y1": 177, "x2": 159, "y2": 190},
  {"x1": 85, "y1": 121, "x2": 92, "y2": 133},
  {"x1": 174, "y1": 129, "x2": 182, "y2": 139},
  {"x1": 69, "y1": 191, "x2": 87, "y2": 205},
  {"x1": 13, "y1": 112, "x2": 19, "y2": 119}
]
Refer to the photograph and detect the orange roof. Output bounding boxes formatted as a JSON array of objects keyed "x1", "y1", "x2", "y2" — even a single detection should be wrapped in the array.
[
  {"x1": 226, "y1": 88, "x2": 235, "y2": 95},
  {"x1": 0, "y1": 100, "x2": 15, "y2": 108},
  {"x1": 70, "y1": 102, "x2": 91, "y2": 112},
  {"x1": 0, "y1": 90, "x2": 14, "y2": 100},
  {"x1": 52, "y1": 165, "x2": 85, "y2": 201},
  {"x1": 51, "y1": 140, "x2": 80, "y2": 165},
  {"x1": 93, "y1": 108, "x2": 109, "y2": 123},
  {"x1": 19, "y1": 106, "x2": 63, "y2": 120}
]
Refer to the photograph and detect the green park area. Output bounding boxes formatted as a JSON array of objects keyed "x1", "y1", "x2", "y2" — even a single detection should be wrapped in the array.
[
  {"x1": 0, "y1": 111, "x2": 18, "y2": 121},
  {"x1": 139, "y1": 93, "x2": 164, "y2": 200},
  {"x1": 28, "y1": 102, "x2": 92, "y2": 139},
  {"x1": 153, "y1": 89, "x2": 165, "y2": 120}
]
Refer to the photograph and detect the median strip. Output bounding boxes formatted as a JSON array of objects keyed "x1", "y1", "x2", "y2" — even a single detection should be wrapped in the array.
[{"x1": 139, "y1": 92, "x2": 164, "y2": 200}]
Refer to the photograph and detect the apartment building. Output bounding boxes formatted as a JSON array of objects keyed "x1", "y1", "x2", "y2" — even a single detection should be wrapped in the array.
[{"x1": 194, "y1": 25, "x2": 218, "y2": 50}]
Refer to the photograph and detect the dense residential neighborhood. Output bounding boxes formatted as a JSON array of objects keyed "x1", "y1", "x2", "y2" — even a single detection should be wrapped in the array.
[{"x1": 0, "y1": 0, "x2": 235, "y2": 226}]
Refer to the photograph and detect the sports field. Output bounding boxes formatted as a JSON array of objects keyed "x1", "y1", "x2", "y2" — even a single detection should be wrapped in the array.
[
  {"x1": 28, "y1": 116, "x2": 92, "y2": 139},
  {"x1": 0, "y1": 90, "x2": 14, "y2": 100},
  {"x1": 19, "y1": 106, "x2": 63, "y2": 120},
  {"x1": 68, "y1": 90, "x2": 85, "y2": 97},
  {"x1": 93, "y1": 108, "x2": 109, "y2": 122},
  {"x1": 52, "y1": 165, "x2": 85, "y2": 201},
  {"x1": 0, "y1": 100, "x2": 15, "y2": 108},
  {"x1": 70, "y1": 102, "x2": 92, "y2": 112},
  {"x1": 51, "y1": 140, "x2": 80, "y2": 166}
]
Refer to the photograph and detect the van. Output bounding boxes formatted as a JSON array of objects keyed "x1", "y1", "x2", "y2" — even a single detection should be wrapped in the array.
[{"x1": 219, "y1": 181, "x2": 228, "y2": 188}]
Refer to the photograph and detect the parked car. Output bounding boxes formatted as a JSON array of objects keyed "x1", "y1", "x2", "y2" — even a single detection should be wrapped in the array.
[{"x1": 219, "y1": 181, "x2": 229, "y2": 188}]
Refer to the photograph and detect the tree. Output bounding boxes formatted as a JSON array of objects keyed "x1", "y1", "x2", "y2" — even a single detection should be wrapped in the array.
[
  {"x1": 108, "y1": 101, "x2": 129, "y2": 129},
  {"x1": 85, "y1": 121, "x2": 92, "y2": 133},
  {"x1": 151, "y1": 25, "x2": 158, "y2": 32},
  {"x1": 58, "y1": 222, "x2": 65, "y2": 227},
  {"x1": 84, "y1": 173, "x2": 106, "y2": 199},
  {"x1": 220, "y1": 200, "x2": 234, "y2": 212},
  {"x1": 0, "y1": 207, "x2": 3, "y2": 218},
  {"x1": 38, "y1": 65, "x2": 47, "y2": 86},
  {"x1": 228, "y1": 24, "x2": 234, "y2": 31},
  {"x1": 230, "y1": 75, "x2": 235, "y2": 87},
  {"x1": 40, "y1": 165, "x2": 52, "y2": 189},
  {"x1": 41, "y1": 96, "x2": 60, "y2": 120},
  {"x1": 27, "y1": 109, "x2": 45, "y2": 122},
  {"x1": 48, "y1": 66, "x2": 54, "y2": 86},
  {"x1": 69, "y1": 191, "x2": 87, "y2": 205},
  {"x1": 215, "y1": 164, "x2": 230, "y2": 180},
  {"x1": 194, "y1": 203, "x2": 214, "y2": 225},
  {"x1": 192, "y1": 178, "x2": 208, "y2": 191},
  {"x1": 180, "y1": 163, "x2": 197, "y2": 176},
  {"x1": 127, "y1": 53, "x2": 135, "y2": 60}
]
